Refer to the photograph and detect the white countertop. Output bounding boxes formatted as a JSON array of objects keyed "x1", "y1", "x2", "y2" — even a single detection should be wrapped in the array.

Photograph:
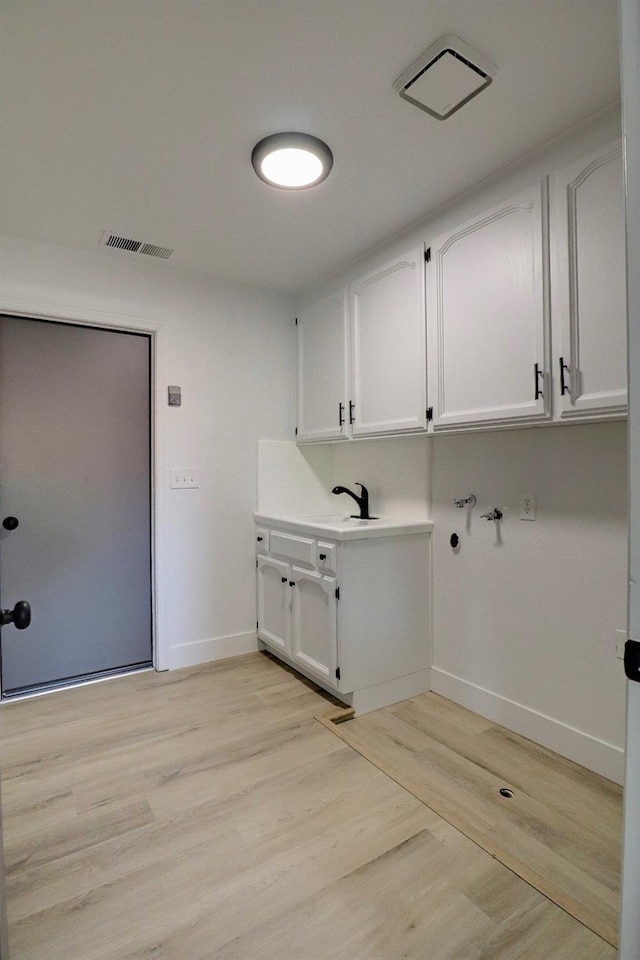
[{"x1": 254, "y1": 513, "x2": 433, "y2": 541}]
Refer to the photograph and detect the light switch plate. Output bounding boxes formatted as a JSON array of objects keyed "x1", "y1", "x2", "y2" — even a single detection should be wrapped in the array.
[{"x1": 171, "y1": 468, "x2": 199, "y2": 489}]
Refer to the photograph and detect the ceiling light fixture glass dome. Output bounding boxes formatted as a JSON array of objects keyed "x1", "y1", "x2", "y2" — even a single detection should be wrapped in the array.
[{"x1": 251, "y1": 133, "x2": 333, "y2": 189}]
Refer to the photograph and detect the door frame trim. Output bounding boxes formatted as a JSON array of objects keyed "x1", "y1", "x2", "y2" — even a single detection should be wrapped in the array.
[{"x1": 0, "y1": 297, "x2": 167, "y2": 673}]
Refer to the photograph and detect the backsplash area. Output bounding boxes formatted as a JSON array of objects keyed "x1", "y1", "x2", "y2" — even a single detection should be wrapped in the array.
[{"x1": 256, "y1": 436, "x2": 430, "y2": 520}]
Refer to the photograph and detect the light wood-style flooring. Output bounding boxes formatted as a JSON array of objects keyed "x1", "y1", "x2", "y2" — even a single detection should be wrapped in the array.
[
  {"x1": 0, "y1": 652, "x2": 618, "y2": 959},
  {"x1": 318, "y1": 691, "x2": 622, "y2": 947}
]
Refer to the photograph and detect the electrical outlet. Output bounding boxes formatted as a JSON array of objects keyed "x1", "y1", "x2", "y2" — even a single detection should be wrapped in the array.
[
  {"x1": 520, "y1": 494, "x2": 537, "y2": 521},
  {"x1": 616, "y1": 628, "x2": 627, "y2": 660},
  {"x1": 170, "y1": 468, "x2": 199, "y2": 489}
]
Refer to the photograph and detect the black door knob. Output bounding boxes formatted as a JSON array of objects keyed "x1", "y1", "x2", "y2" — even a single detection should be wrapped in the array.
[
  {"x1": 2, "y1": 517, "x2": 18, "y2": 531},
  {"x1": 1, "y1": 601, "x2": 31, "y2": 630}
]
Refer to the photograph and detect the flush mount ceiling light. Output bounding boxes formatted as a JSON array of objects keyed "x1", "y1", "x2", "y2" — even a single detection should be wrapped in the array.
[
  {"x1": 394, "y1": 34, "x2": 497, "y2": 120},
  {"x1": 251, "y1": 133, "x2": 333, "y2": 189}
]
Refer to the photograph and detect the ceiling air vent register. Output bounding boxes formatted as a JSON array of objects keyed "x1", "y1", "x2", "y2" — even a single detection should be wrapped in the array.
[
  {"x1": 101, "y1": 232, "x2": 173, "y2": 259},
  {"x1": 394, "y1": 35, "x2": 497, "y2": 120}
]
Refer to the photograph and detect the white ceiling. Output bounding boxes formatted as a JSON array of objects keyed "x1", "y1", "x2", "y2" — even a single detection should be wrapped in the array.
[{"x1": 0, "y1": 0, "x2": 620, "y2": 294}]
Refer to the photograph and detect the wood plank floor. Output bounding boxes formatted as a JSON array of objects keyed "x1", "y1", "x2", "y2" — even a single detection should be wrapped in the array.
[
  {"x1": 318, "y1": 690, "x2": 622, "y2": 947},
  {"x1": 0, "y1": 652, "x2": 617, "y2": 960}
]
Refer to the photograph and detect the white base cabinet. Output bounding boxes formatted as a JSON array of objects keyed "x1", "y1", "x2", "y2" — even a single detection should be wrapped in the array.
[
  {"x1": 257, "y1": 554, "x2": 337, "y2": 686},
  {"x1": 255, "y1": 519, "x2": 431, "y2": 714}
]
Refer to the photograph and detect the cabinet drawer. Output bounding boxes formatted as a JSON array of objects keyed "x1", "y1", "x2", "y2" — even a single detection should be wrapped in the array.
[
  {"x1": 316, "y1": 541, "x2": 337, "y2": 575},
  {"x1": 255, "y1": 527, "x2": 270, "y2": 552},
  {"x1": 270, "y1": 531, "x2": 316, "y2": 567}
]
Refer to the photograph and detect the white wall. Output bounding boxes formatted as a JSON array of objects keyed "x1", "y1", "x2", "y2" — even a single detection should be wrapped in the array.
[
  {"x1": 0, "y1": 234, "x2": 293, "y2": 670},
  {"x1": 330, "y1": 436, "x2": 430, "y2": 521},
  {"x1": 430, "y1": 422, "x2": 627, "y2": 783},
  {"x1": 300, "y1": 105, "x2": 622, "y2": 308}
]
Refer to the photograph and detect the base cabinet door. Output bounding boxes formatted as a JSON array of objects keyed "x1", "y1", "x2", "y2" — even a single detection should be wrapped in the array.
[
  {"x1": 427, "y1": 182, "x2": 549, "y2": 428},
  {"x1": 553, "y1": 141, "x2": 627, "y2": 418},
  {"x1": 257, "y1": 556, "x2": 290, "y2": 654},
  {"x1": 290, "y1": 567, "x2": 337, "y2": 685}
]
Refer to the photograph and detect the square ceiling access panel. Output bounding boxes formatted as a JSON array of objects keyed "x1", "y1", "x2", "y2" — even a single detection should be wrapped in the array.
[{"x1": 394, "y1": 35, "x2": 497, "y2": 120}]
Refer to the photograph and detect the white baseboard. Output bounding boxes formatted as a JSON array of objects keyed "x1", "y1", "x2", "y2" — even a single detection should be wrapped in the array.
[
  {"x1": 347, "y1": 670, "x2": 432, "y2": 716},
  {"x1": 166, "y1": 630, "x2": 259, "y2": 670},
  {"x1": 430, "y1": 667, "x2": 624, "y2": 785}
]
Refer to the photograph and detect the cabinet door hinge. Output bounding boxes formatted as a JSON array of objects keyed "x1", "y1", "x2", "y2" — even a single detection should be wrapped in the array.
[
  {"x1": 425, "y1": 247, "x2": 431, "y2": 263},
  {"x1": 335, "y1": 587, "x2": 340, "y2": 600},
  {"x1": 256, "y1": 559, "x2": 258, "y2": 568},
  {"x1": 295, "y1": 426, "x2": 298, "y2": 436},
  {"x1": 256, "y1": 620, "x2": 259, "y2": 629},
  {"x1": 295, "y1": 317, "x2": 298, "y2": 325},
  {"x1": 335, "y1": 667, "x2": 341, "y2": 681},
  {"x1": 426, "y1": 406, "x2": 433, "y2": 421}
]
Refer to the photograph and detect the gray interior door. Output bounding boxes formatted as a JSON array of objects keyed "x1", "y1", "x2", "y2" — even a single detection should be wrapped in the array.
[{"x1": 0, "y1": 316, "x2": 152, "y2": 695}]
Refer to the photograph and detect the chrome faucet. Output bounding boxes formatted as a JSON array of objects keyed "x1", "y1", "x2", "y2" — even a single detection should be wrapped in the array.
[
  {"x1": 332, "y1": 483, "x2": 372, "y2": 520},
  {"x1": 454, "y1": 494, "x2": 477, "y2": 508}
]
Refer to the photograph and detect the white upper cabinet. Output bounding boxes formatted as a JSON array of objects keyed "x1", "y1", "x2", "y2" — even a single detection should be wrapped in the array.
[
  {"x1": 294, "y1": 140, "x2": 626, "y2": 443},
  {"x1": 553, "y1": 141, "x2": 627, "y2": 418},
  {"x1": 426, "y1": 182, "x2": 549, "y2": 429},
  {"x1": 295, "y1": 288, "x2": 349, "y2": 442},
  {"x1": 350, "y1": 248, "x2": 426, "y2": 437}
]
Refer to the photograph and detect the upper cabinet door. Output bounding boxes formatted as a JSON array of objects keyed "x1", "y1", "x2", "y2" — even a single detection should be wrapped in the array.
[
  {"x1": 553, "y1": 142, "x2": 627, "y2": 418},
  {"x1": 296, "y1": 288, "x2": 349, "y2": 442},
  {"x1": 427, "y1": 182, "x2": 549, "y2": 429},
  {"x1": 350, "y1": 248, "x2": 426, "y2": 437}
]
